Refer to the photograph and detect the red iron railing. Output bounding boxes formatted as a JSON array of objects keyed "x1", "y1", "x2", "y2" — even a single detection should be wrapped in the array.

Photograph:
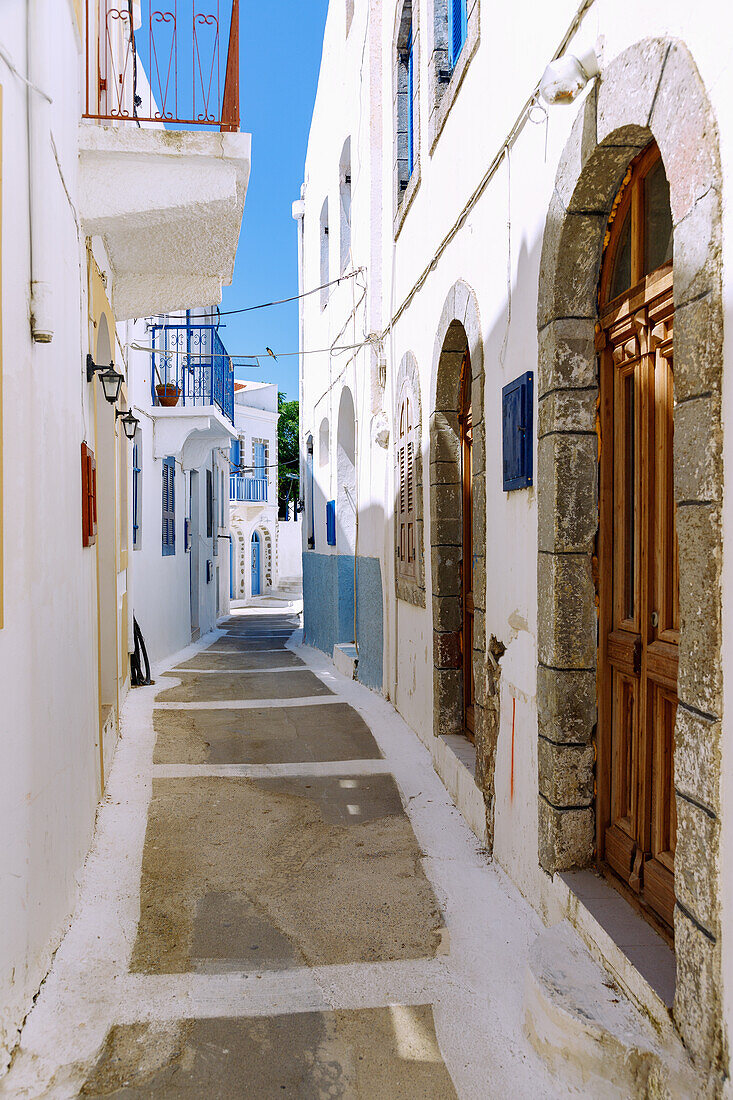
[{"x1": 84, "y1": 0, "x2": 239, "y2": 130}]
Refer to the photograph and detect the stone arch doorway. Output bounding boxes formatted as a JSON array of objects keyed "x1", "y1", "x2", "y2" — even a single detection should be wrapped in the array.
[
  {"x1": 536, "y1": 38, "x2": 723, "y2": 1071},
  {"x1": 430, "y1": 282, "x2": 497, "y2": 825}
]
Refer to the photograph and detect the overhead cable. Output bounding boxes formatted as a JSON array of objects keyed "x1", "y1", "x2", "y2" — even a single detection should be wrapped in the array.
[{"x1": 210, "y1": 268, "x2": 364, "y2": 317}]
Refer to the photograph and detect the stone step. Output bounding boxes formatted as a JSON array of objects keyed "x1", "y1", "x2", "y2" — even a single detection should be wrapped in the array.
[{"x1": 524, "y1": 921, "x2": 697, "y2": 1098}]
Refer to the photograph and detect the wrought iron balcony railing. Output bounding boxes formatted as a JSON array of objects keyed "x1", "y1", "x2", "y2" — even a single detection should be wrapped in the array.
[
  {"x1": 150, "y1": 322, "x2": 234, "y2": 423},
  {"x1": 84, "y1": 0, "x2": 240, "y2": 130},
  {"x1": 230, "y1": 475, "x2": 268, "y2": 503}
]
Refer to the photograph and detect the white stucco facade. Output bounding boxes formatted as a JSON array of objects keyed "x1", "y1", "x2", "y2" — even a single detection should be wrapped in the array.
[
  {"x1": 229, "y1": 382, "x2": 280, "y2": 600},
  {"x1": 299, "y1": 0, "x2": 733, "y2": 1090},
  {"x1": 0, "y1": 0, "x2": 249, "y2": 1072}
]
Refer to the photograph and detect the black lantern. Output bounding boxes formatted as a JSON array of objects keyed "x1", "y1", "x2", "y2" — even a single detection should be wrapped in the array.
[
  {"x1": 116, "y1": 409, "x2": 140, "y2": 441},
  {"x1": 86, "y1": 354, "x2": 124, "y2": 405}
]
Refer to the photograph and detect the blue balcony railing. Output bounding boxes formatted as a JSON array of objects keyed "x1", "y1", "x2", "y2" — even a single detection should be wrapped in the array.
[
  {"x1": 150, "y1": 322, "x2": 234, "y2": 423},
  {"x1": 230, "y1": 475, "x2": 268, "y2": 502}
]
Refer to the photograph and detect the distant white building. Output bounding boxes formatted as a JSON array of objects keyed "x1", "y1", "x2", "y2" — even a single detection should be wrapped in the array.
[
  {"x1": 229, "y1": 381, "x2": 303, "y2": 601},
  {"x1": 229, "y1": 382, "x2": 279, "y2": 600},
  {"x1": 127, "y1": 309, "x2": 236, "y2": 660}
]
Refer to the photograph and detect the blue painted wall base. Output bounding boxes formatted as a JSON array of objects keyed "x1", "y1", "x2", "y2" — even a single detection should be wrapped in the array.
[{"x1": 302, "y1": 552, "x2": 383, "y2": 691}]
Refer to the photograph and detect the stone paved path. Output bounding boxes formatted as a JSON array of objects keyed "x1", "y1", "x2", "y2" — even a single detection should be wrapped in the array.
[{"x1": 0, "y1": 608, "x2": 569, "y2": 1099}]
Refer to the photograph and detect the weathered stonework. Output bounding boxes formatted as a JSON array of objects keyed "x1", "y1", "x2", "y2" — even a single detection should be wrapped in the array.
[
  {"x1": 429, "y1": 281, "x2": 488, "y2": 831},
  {"x1": 536, "y1": 37, "x2": 724, "y2": 1077},
  {"x1": 394, "y1": 351, "x2": 426, "y2": 607}
]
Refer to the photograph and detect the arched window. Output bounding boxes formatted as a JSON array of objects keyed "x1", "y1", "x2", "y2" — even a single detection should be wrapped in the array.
[
  {"x1": 320, "y1": 198, "x2": 329, "y2": 307},
  {"x1": 394, "y1": 1, "x2": 418, "y2": 210},
  {"x1": 429, "y1": 0, "x2": 478, "y2": 148},
  {"x1": 339, "y1": 138, "x2": 352, "y2": 274},
  {"x1": 397, "y1": 394, "x2": 417, "y2": 579}
]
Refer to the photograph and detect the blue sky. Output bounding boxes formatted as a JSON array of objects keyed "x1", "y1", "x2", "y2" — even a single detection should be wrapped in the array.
[{"x1": 219, "y1": 1, "x2": 329, "y2": 400}]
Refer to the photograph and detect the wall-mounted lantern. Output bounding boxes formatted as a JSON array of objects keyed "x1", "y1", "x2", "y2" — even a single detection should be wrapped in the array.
[
  {"x1": 86, "y1": 354, "x2": 124, "y2": 404},
  {"x1": 116, "y1": 408, "x2": 140, "y2": 441}
]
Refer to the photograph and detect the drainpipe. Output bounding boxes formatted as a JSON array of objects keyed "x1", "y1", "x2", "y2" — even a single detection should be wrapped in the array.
[
  {"x1": 27, "y1": 0, "x2": 54, "y2": 342},
  {"x1": 292, "y1": 188, "x2": 306, "y2": 527}
]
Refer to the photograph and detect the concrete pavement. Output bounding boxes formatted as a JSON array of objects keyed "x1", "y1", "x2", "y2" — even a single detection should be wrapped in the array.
[{"x1": 0, "y1": 608, "x2": 571, "y2": 1098}]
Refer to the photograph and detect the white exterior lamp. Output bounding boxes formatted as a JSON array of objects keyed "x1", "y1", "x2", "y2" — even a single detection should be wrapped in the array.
[
  {"x1": 539, "y1": 47, "x2": 600, "y2": 106},
  {"x1": 116, "y1": 409, "x2": 140, "y2": 440}
]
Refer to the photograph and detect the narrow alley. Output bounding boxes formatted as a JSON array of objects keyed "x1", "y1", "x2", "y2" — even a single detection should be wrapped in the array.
[{"x1": 2, "y1": 608, "x2": 569, "y2": 1099}]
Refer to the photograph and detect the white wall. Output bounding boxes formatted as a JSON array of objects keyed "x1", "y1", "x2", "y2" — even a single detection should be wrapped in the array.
[
  {"x1": 0, "y1": 0, "x2": 110, "y2": 1069},
  {"x1": 302, "y1": 0, "x2": 733, "y2": 1066}
]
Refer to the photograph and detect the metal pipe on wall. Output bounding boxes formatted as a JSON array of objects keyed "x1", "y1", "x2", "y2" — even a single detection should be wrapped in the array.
[{"x1": 27, "y1": 0, "x2": 54, "y2": 342}]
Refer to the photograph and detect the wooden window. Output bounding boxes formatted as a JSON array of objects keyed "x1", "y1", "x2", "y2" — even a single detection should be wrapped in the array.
[
  {"x1": 397, "y1": 395, "x2": 416, "y2": 579},
  {"x1": 597, "y1": 142, "x2": 677, "y2": 934},
  {"x1": 81, "y1": 442, "x2": 97, "y2": 548},
  {"x1": 162, "y1": 456, "x2": 176, "y2": 556}
]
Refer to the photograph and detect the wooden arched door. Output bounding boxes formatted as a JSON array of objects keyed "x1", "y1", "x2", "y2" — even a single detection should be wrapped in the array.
[
  {"x1": 597, "y1": 142, "x2": 677, "y2": 934},
  {"x1": 459, "y1": 352, "x2": 474, "y2": 739}
]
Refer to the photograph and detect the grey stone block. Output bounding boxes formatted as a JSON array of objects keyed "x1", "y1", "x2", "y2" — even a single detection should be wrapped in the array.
[
  {"x1": 432, "y1": 594, "x2": 461, "y2": 632},
  {"x1": 430, "y1": 412, "x2": 460, "y2": 464},
  {"x1": 674, "y1": 394, "x2": 722, "y2": 504},
  {"x1": 537, "y1": 318, "x2": 597, "y2": 396},
  {"x1": 537, "y1": 389, "x2": 597, "y2": 437},
  {"x1": 677, "y1": 503, "x2": 722, "y2": 718},
  {"x1": 596, "y1": 38, "x2": 669, "y2": 146},
  {"x1": 537, "y1": 665, "x2": 596, "y2": 745},
  {"x1": 674, "y1": 906, "x2": 723, "y2": 1071},
  {"x1": 538, "y1": 797, "x2": 594, "y2": 874},
  {"x1": 675, "y1": 706, "x2": 721, "y2": 814},
  {"x1": 674, "y1": 293, "x2": 723, "y2": 402},
  {"x1": 538, "y1": 552, "x2": 596, "y2": 669},
  {"x1": 431, "y1": 546, "x2": 461, "y2": 597},
  {"x1": 674, "y1": 188, "x2": 722, "y2": 309},
  {"x1": 537, "y1": 434, "x2": 598, "y2": 554},
  {"x1": 674, "y1": 795, "x2": 719, "y2": 937},
  {"x1": 650, "y1": 39, "x2": 720, "y2": 224},
  {"x1": 537, "y1": 191, "x2": 606, "y2": 328},
  {"x1": 538, "y1": 739, "x2": 595, "y2": 807}
]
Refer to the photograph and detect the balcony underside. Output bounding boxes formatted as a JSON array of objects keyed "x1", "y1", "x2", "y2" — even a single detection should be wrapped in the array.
[
  {"x1": 78, "y1": 125, "x2": 251, "y2": 319},
  {"x1": 150, "y1": 407, "x2": 237, "y2": 471}
]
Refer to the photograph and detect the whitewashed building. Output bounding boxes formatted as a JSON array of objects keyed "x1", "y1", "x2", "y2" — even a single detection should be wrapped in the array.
[
  {"x1": 229, "y1": 380, "x2": 282, "y2": 600},
  {"x1": 298, "y1": 0, "x2": 733, "y2": 1091},
  {"x1": 0, "y1": 0, "x2": 249, "y2": 1071}
]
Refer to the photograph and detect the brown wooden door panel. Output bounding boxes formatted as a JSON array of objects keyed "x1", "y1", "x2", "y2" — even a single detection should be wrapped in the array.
[{"x1": 597, "y1": 142, "x2": 678, "y2": 935}]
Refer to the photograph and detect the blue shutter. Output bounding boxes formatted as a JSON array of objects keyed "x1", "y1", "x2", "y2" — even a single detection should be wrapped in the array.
[
  {"x1": 502, "y1": 372, "x2": 534, "y2": 491},
  {"x1": 132, "y1": 439, "x2": 141, "y2": 549},
  {"x1": 230, "y1": 437, "x2": 241, "y2": 469},
  {"x1": 254, "y1": 441, "x2": 266, "y2": 478},
  {"x1": 450, "y1": 0, "x2": 467, "y2": 67},
  {"x1": 162, "y1": 456, "x2": 176, "y2": 555},
  {"x1": 326, "y1": 500, "x2": 336, "y2": 546},
  {"x1": 407, "y1": 28, "x2": 415, "y2": 177}
]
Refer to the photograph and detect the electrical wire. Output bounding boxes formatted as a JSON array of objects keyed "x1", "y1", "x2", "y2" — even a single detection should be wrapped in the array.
[
  {"x1": 128, "y1": 340, "x2": 369, "y2": 360},
  {"x1": 209, "y1": 269, "x2": 364, "y2": 317}
]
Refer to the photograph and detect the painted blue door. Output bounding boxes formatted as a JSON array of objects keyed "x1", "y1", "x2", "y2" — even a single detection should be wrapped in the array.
[{"x1": 251, "y1": 531, "x2": 261, "y2": 596}]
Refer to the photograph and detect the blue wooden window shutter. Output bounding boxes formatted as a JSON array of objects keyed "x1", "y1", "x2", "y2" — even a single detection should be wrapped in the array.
[
  {"x1": 326, "y1": 500, "x2": 336, "y2": 546},
  {"x1": 132, "y1": 439, "x2": 141, "y2": 549},
  {"x1": 502, "y1": 372, "x2": 533, "y2": 490},
  {"x1": 162, "y1": 456, "x2": 176, "y2": 554},
  {"x1": 449, "y1": 0, "x2": 467, "y2": 68},
  {"x1": 230, "y1": 437, "x2": 241, "y2": 470},
  {"x1": 407, "y1": 27, "x2": 415, "y2": 177}
]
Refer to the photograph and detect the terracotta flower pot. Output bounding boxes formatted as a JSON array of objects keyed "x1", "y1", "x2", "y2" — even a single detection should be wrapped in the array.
[{"x1": 156, "y1": 383, "x2": 181, "y2": 408}]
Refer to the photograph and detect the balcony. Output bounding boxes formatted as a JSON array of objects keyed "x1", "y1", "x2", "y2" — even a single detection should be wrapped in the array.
[
  {"x1": 148, "y1": 321, "x2": 237, "y2": 469},
  {"x1": 78, "y1": 1, "x2": 250, "y2": 320},
  {"x1": 230, "y1": 475, "x2": 268, "y2": 503}
]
